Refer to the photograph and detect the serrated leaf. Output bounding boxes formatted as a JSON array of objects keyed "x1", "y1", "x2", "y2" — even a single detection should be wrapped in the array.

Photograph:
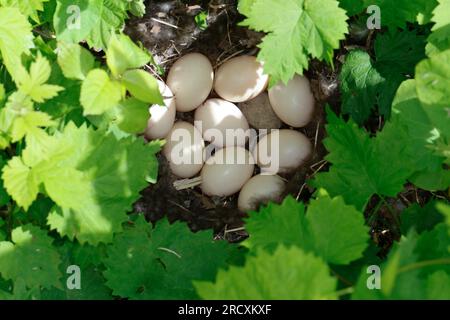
[
  {"x1": 426, "y1": 0, "x2": 450, "y2": 56},
  {"x1": 340, "y1": 50, "x2": 384, "y2": 124},
  {"x1": 57, "y1": 42, "x2": 95, "y2": 80},
  {"x1": 2, "y1": 157, "x2": 39, "y2": 210},
  {"x1": 244, "y1": 195, "x2": 369, "y2": 265},
  {"x1": 16, "y1": 54, "x2": 64, "y2": 103},
  {"x1": 312, "y1": 109, "x2": 412, "y2": 210},
  {"x1": 416, "y1": 49, "x2": 450, "y2": 106},
  {"x1": 53, "y1": 0, "x2": 129, "y2": 50},
  {"x1": 103, "y1": 217, "x2": 233, "y2": 299},
  {"x1": 0, "y1": 7, "x2": 33, "y2": 81},
  {"x1": 241, "y1": 0, "x2": 348, "y2": 85},
  {"x1": 80, "y1": 69, "x2": 123, "y2": 115},
  {"x1": 128, "y1": 0, "x2": 145, "y2": 17},
  {"x1": 110, "y1": 98, "x2": 150, "y2": 134},
  {"x1": 106, "y1": 33, "x2": 151, "y2": 77},
  {"x1": 0, "y1": 224, "x2": 62, "y2": 290},
  {"x1": 0, "y1": 0, "x2": 50, "y2": 22},
  {"x1": 340, "y1": 30, "x2": 425, "y2": 123},
  {"x1": 195, "y1": 245, "x2": 338, "y2": 300},
  {"x1": 306, "y1": 196, "x2": 370, "y2": 264},
  {"x1": 122, "y1": 69, "x2": 163, "y2": 105},
  {"x1": 10, "y1": 110, "x2": 55, "y2": 142},
  {"x1": 401, "y1": 201, "x2": 445, "y2": 235}
]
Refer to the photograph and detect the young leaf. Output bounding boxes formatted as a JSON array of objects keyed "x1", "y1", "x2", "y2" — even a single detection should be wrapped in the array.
[
  {"x1": 121, "y1": 69, "x2": 163, "y2": 105},
  {"x1": 16, "y1": 54, "x2": 64, "y2": 103},
  {"x1": 80, "y1": 69, "x2": 123, "y2": 115},
  {"x1": 103, "y1": 217, "x2": 233, "y2": 299},
  {"x1": 57, "y1": 42, "x2": 95, "y2": 80},
  {"x1": 240, "y1": 0, "x2": 348, "y2": 85},
  {"x1": 110, "y1": 98, "x2": 150, "y2": 134},
  {"x1": 0, "y1": 224, "x2": 62, "y2": 290},
  {"x1": 195, "y1": 245, "x2": 338, "y2": 300},
  {"x1": 416, "y1": 49, "x2": 450, "y2": 106},
  {"x1": 0, "y1": 0, "x2": 50, "y2": 22},
  {"x1": 106, "y1": 33, "x2": 151, "y2": 77},
  {"x1": 0, "y1": 7, "x2": 33, "y2": 81}
]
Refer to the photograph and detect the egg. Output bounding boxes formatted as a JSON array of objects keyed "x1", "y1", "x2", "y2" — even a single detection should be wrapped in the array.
[
  {"x1": 214, "y1": 55, "x2": 269, "y2": 103},
  {"x1": 194, "y1": 98, "x2": 250, "y2": 147},
  {"x1": 201, "y1": 146, "x2": 255, "y2": 196},
  {"x1": 253, "y1": 129, "x2": 312, "y2": 174},
  {"x1": 238, "y1": 174, "x2": 286, "y2": 212},
  {"x1": 167, "y1": 53, "x2": 214, "y2": 112},
  {"x1": 268, "y1": 75, "x2": 315, "y2": 127},
  {"x1": 238, "y1": 92, "x2": 282, "y2": 129},
  {"x1": 145, "y1": 81, "x2": 176, "y2": 140},
  {"x1": 163, "y1": 121, "x2": 205, "y2": 178}
]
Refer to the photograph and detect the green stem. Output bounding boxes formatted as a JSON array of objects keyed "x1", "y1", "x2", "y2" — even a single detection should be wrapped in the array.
[{"x1": 398, "y1": 258, "x2": 450, "y2": 274}]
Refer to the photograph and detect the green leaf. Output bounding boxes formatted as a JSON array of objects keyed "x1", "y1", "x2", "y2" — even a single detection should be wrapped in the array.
[
  {"x1": 0, "y1": 0, "x2": 50, "y2": 22},
  {"x1": 401, "y1": 201, "x2": 445, "y2": 235},
  {"x1": 387, "y1": 80, "x2": 449, "y2": 191},
  {"x1": 80, "y1": 69, "x2": 123, "y2": 115},
  {"x1": 0, "y1": 7, "x2": 33, "y2": 81},
  {"x1": 127, "y1": 0, "x2": 145, "y2": 17},
  {"x1": 426, "y1": 271, "x2": 450, "y2": 299},
  {"x1": 103, "y1": 217, "x2": 233, "y2": 299},
  {"x1": 110, "y1": 98, "x2": 149, "y2": 134},
  {"x1": 121, "y1": 69, "x2": 163, "y2": 105},
  {"x1": 241, "y1": 0, "x2": 348, "y2": 85},
  {"x1": 195, "y1": 245, "x2": 338, "y2": 300},
  {"x1": 338, "y1": 0, "x2": 365, "y2": 16},
  {"x1": 10, "y1": 110, "x2": 56, "y2": 142},
  {"x1": 2, "y1": 157, "x2": 39, "y2": 211},
  {"x1": 368, "y1": 0, "x2": 431, "y2": 30},
  {"x1": 340, "y1": 50, "x2": 384, "y2": 124},
  {"x1": 312, "y1": 109, "x2": 412, "y2": 210},
  {"x1": 416, "y1": 49, "x2": 450, "y2": 106},
  {"x1": 16, "y1": 54, "x2": 64, "y2": 103},
  {"x1": 244, "y1": 195, "x2": 369, "y2": 265},
  {"x1": 244, "y1": 196, "x2": 310, "y2": 252},
  {"x1": 340, "y1": 30, "x2": 425, "y2": 123},
  {"x1": 426, "y1": 0, "x2": 450, "y2": 56},
  {"x1": 53, "y1": 0, "x2": 129, "y2": 50},
  {"x1": 106, "y1": 33, "x2": 151, "y2": 77},
  {"x1": 0, "y1": 224, "x2": 62, "y2": 290},
  {"x1": 57, "y1": 42, "x2": 95, "y2": 80},
  {"x1": 306, "y1": 195, "x2": 370, "y2": 264}
]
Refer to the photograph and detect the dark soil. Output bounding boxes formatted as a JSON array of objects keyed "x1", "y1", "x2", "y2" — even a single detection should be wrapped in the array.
[{"x1": 127, "y1": 0, "x2": 440, "y2": 254}]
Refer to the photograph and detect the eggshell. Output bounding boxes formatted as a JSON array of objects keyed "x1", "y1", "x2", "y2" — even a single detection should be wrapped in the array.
[
  {"x1": 194, "y1": 98, "x2": 250, "y2": 147},
  {"x1": 238, "y1": 174, "x2": 286, "y2": 212},
  {"x1": 167, "y1": 53, "x2": 214, "y2": 112},
  {"x1": 163, "y1": 121, "x2": 205, "y2": 178},
  {"x1": 201, "y1": 146, "x2": 255, "y2": 196},
  {"x1": 253, "y1": 129, "x2": 312, "y2": 174},
  {"x1": 145, "y1": 81, "x2": 176, "y2": 140},
  {"x1": 238, "y1": 92, "x2": 282, "y2": 129},
  {"x1": 214, "y1": 55, "x2": 268, "y2": 103},
  {"x1": 268, "y1": 75, "x2": 315, "y2": 127}
]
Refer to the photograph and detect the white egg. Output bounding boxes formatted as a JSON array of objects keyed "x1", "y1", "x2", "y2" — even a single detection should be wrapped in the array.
[
  {"x1": 201, "y1": 146, "x2": 255, "y2": 197},
  {"x1": 163, "y1": 121, "x2": 205, "y2": 178},
  {"x1": 268, "y1": 75, "x2": 315, "y2": 127},
  {"x1": 253, "y1": 129, "x2": 312, "y2": 174},
  {"x1": 145, "y1": 81, "x2": 176, "y2": 140},
  {"x1": 194, "y1": 98, "x2": 250, "y2": 147},
  {"x1": 214, "y1": 55, "x2": 269, "y2": 103},
  {"x1": 238, "y1": 174, "x2": 286, "y2": 212},
  {"x1": 167, "y1": 53, "x2": 214, "y2": 112}
]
